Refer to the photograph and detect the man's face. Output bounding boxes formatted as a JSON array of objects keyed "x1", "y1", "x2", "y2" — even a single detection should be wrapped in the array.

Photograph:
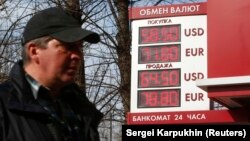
[{"x1": 37, "y1": 39, "x2": 83, "y2": 87}]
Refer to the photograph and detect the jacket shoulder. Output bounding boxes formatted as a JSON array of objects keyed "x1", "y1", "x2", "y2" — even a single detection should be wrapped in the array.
[
  {"x1": 0, "y1": 81, "x2": 13, "y2": 119},
  {"x1": 0, "y1": 81, "x2": 13, "y2": 100}
]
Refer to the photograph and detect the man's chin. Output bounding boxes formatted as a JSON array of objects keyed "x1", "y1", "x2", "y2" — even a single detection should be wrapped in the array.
[{"x1": 61, "y1": 76, "x2": 75, "y2": 84}]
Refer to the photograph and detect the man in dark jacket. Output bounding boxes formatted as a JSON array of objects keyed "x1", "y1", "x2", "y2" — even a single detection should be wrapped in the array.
[{"x1": 0, "y1": 7, "x2": 103, "y2": 141}]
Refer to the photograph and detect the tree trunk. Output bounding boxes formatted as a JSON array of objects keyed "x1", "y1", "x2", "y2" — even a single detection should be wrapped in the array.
[{"x1": 115, "y1": 0, "x2": 131, "y2": 122}]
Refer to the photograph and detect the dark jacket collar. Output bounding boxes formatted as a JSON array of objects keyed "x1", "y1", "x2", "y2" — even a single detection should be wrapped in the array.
[{"x1": 7, "y1": 60, "x2": 48, "y2": 114}]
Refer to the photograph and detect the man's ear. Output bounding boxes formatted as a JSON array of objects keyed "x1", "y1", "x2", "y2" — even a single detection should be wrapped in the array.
[{"x1": 26, "y1": 42, "x2": 39, "y2": 63}]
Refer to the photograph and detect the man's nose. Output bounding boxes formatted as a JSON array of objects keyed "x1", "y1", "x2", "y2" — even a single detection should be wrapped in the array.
[{"x1": 71, "y1": 50, "x2": 82, "y2": 61}]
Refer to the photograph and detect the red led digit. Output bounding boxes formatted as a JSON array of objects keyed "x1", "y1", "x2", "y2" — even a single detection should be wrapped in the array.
[
  {"x1": 139, "y1": 71, "x2": 149, "y2": 87},
  {"x1": 169, "y1": 70, "x2": 180, "y2": 86},
  {"x1": 148, "y1": 71, "x2": 160, "y2": 86},
  {"x1": 160, "y1": 91, "x2": 170, "y2": 106},
  {"x1": 160, "y1": 46, "x2": 169, "y2": 62},
  {"x1": 169, "y1": 45, "x2": 179, "y2": 61},
  {"x1": 151, "y1": 47, "x2": 160, "y2": 62},
  {"x1": 170, "y1": 90, "x2": 179, "y2": 106},
  {"x1": 141, "y1": 47, "x2": 151, "y2": 63},
  {"x1": 141, "y1": 92, "x2": 148, "y2": 106},
  {"x1": 170, "y1": 70, "x2": 180, "y2": 86},
  {"x1": 148, "y1": 91, "x2": 158, "y2": 106},
  {"x1": 161, "y1": 70, "x2": 170, "y2": 86},
  {"x1": 140, "y1": 28, "x2": 150, "y2": 43},
  {"x1": 169, "y1": 26, "x2": 180, "y2": 42},
  {"x1": 149, "y1": 27, "x2": 159, "y2": 43},
  {"x1": 161, "y1": 26, "x2": 170, "y2": 42}
]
